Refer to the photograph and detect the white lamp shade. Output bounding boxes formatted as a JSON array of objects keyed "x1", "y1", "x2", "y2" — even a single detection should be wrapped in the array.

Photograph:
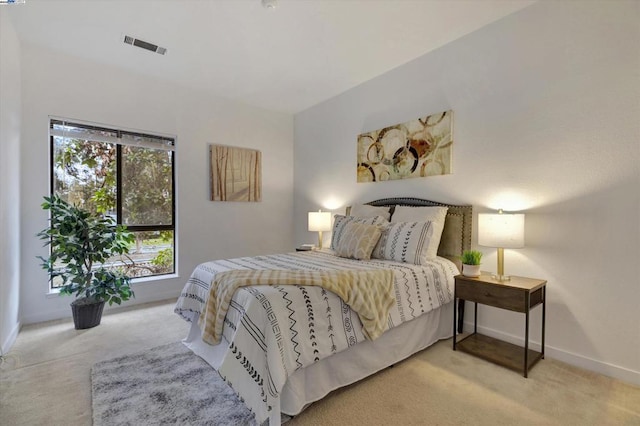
[
  {"x1": 308, "y1": 211, "x2": 332, "y2": 232},
  {"x1": 478, "y1": 213, "x2": 525, "y2": 248}
]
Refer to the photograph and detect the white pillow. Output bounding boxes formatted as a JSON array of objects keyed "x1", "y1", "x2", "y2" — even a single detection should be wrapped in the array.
[
  {"x1": 334, "y1": 222, "x2": 383, "y2": 260},
  {"x1": 391, "y1": 206, "x2": 448, "y2": 258},
  {"x1": 372, "y1": 221, "x2": 441, "y2": 264},
  {"x1": 391, "y1": 205, "x2": 448, "y2": 223},
  {"x1": 330, "y1": 214, "x2": 389, "y2": 250},
  {"x1": 349, "y1": 204, "x2": 392, "y2": 221}
]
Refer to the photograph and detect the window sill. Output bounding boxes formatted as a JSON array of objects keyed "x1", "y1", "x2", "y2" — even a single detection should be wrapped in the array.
[
  {"x1": 46, "y1": 289, "x2": 62, "y2": 299},
  {"x1": 132, "y1": 273, "x2": 179, "y2": 284},
  {"x1": 45, "y1": 273, "x2": 179, "y2": 298}
]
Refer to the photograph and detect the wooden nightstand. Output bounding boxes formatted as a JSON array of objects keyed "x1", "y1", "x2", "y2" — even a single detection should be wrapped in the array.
[{"x1": 453, "y1": 273, "x2": 546, "y2": 378}]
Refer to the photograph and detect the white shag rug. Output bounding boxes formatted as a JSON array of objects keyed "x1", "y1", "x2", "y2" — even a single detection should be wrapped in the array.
[{"x1": 91, "y1": 342, "x2": 258, "y2": 425}]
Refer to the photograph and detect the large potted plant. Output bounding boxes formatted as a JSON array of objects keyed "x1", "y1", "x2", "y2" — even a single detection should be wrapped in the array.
[{"x1": 37, "y1": 195, "x2": 135, "y2": 329}]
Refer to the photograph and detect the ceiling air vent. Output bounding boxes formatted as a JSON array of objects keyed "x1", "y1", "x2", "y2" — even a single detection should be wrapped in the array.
[{"x1": 123, "y1": 35, "x2": 167, "y2": 55}]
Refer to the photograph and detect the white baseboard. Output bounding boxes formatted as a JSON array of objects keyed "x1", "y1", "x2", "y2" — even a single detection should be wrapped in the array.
[
  {"x1": 21, "y1": 289, "x2": 181, "y2": 325},
  {"x1": 468, "y1": 322, "x2": 640, "y2": 387},
  {"x1": 1, "y1": 321, "x2": 21, "y2": 355}
]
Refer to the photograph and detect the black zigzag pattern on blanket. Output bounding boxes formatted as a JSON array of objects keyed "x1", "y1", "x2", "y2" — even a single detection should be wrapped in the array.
[
  {"x1": 394, "y1": 269, "x2": 407, "y2": 323},
  {"x1": 276, "y1": 286, "x2": 302, "y2": 369},
  {"x1": 405, "y1": 272, "x2": 415, "y2": 319}
]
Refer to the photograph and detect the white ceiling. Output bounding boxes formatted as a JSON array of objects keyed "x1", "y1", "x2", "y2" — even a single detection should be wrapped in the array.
[{"x1": 6, "y1": 0, "x2": 535, "y2": 114}]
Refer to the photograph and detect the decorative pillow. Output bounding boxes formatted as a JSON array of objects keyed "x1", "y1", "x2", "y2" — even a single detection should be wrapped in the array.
[
  {"x1": 372, "y1": 221, "x2": 440, "y2": 264},
  {"x1": 391, "y1": 206, "x2": 448, "y2": 258},
  {"x1": 348, "y1": 204, "x2": 392, "y2": 221},
  {"x1": 334, "y1": 222, "x2": 383, "y2": 260},
  {"x1": 330, "y1": 214, "x2": 389, "y2": 250},
  {"x1": 391, "y1": 205, "x2": 448, "y2": 223}
]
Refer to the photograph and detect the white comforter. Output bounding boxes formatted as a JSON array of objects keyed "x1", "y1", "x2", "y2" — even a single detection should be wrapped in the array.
[{"x1": 174, "y1": 250, "x2": 457, "y2": 424}]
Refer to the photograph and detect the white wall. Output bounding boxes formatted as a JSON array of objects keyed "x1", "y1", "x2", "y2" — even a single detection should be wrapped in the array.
[
  {"x1": 0, "y1": 10, "x2": 22, "y2": 355},
  {"x1": 294, "y1": 1, "x2": 640, "y2": 385},
  {"x1": 20, "y1": 44, "x2": 294, "y2": 324}
]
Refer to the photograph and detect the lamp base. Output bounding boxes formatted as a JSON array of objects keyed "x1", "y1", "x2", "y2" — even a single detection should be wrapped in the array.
[
  {"x1": 491, "y1": 274, "x2": 511, "y2": 282},
  {"x1": 494, "y1": 248, "x2": 511, "y2": 281}
]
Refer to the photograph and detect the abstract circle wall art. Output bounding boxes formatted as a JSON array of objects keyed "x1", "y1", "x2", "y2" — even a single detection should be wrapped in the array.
[{"x1": 357, "y1": 110, "x2": 453, "y2": 183}]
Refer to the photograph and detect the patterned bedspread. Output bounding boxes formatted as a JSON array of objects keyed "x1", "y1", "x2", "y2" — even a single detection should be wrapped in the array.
[
  {"x1": 200, "y1": 268, "x2": 395, "y2": 345},
  {"x1": 174, "y1": 250, "x2": 457, "y2": 424}
]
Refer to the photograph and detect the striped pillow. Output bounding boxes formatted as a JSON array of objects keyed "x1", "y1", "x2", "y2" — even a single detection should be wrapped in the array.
[
  {"x1": 330, "y1": 214, "x2": 389, "y2": 250},
  {"x1": 372, "y1": 221, "x2": 438, "y2": 264},
  {"x1": 391, "y1": 206, "x2": 448, "y2": 258},
  {"x1": 334, "y1": 222, "x2": 383, "y2": 260}
]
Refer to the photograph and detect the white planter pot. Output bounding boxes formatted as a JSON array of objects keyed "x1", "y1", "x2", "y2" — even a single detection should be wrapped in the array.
[{"x1": 462, "y1": 264, "x2": 481, "y2": 278}]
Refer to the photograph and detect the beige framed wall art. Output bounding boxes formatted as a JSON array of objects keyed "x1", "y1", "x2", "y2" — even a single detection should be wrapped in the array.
[
  {"x1": 357, "y1": 110, "x2": 453, "y2": 183},
  {"x1": 210, "y1": 144, "x2": 262, "y2": 202}
]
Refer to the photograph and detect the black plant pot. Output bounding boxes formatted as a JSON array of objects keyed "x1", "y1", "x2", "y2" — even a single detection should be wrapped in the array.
[{"x1": 70, "y1": 299, "x2": 105, "y2": 330}]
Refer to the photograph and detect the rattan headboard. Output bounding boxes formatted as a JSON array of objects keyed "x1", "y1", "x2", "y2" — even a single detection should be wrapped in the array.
[{"x1": 347, "y1": 197, "x2": 472, "y2": 266}]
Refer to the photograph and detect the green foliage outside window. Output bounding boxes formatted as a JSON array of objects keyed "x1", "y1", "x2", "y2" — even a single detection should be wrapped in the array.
[{"x1": 51, "y1": 121, "x2": 175, "y2": 284}]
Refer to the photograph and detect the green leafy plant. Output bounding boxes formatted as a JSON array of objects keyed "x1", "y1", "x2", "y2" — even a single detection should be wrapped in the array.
[
  {"x1": 460, "y1": 250, "x2": 483, "y2": 265},
  {"x1": 150, "y1": 247, "x2": 173, "y2": 273},
  {"x1": 37, "y1": 195, "x2": 135, "y2": 306}
]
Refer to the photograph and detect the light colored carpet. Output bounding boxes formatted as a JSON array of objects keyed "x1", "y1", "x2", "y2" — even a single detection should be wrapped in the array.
[{"x1": 1, "y1": 299, "x2": 639, "y2": 425}]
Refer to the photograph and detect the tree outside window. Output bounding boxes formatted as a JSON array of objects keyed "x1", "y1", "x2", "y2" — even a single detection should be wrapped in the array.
[{"x1": 50, "y1": 119, "x2": 175, "y2": 288}]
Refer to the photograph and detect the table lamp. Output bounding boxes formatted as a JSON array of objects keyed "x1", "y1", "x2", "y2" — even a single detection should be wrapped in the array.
[
  {"x1": 308, "y1": 210, "x2": 332, "y2": 249},
  {"x1": 478, "y1": 209, "x2": 525, "y2": 281}
]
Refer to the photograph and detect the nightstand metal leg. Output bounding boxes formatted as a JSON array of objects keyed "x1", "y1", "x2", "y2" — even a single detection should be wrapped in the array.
[
  {"x1": 457, "y1": 299, "x2": 465, "y2": 334},
  {"x1": 542, "y1": 286, "x2": 546, "y2": 359},
  {"x1": 524, "y1": 293, "x2": 530, "y2": 378},
  {"x1": 473, "y1": 302, "x2": 478, "y2": 334},
  {"x1": 453, "y1": 294, "x2": 457, "y2": 350}
]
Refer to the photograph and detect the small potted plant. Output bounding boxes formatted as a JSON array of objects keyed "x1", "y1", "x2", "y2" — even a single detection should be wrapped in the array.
[
  {"x1": 460, "y1": 249, "x2": 483, "y2": 278},
  {"x1": 37, "y1": 195, "x2": 135, "y2": 329}
]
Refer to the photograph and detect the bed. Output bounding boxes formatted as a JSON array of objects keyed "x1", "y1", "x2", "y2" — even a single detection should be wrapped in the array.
[{"x1": 175, "y1": 197, "x2": 472, "y2": 425}]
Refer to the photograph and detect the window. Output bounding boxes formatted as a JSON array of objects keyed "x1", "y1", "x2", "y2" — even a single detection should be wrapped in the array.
[{"x1": 49, "y1": 119, "x2": 175, "y2": 288}]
